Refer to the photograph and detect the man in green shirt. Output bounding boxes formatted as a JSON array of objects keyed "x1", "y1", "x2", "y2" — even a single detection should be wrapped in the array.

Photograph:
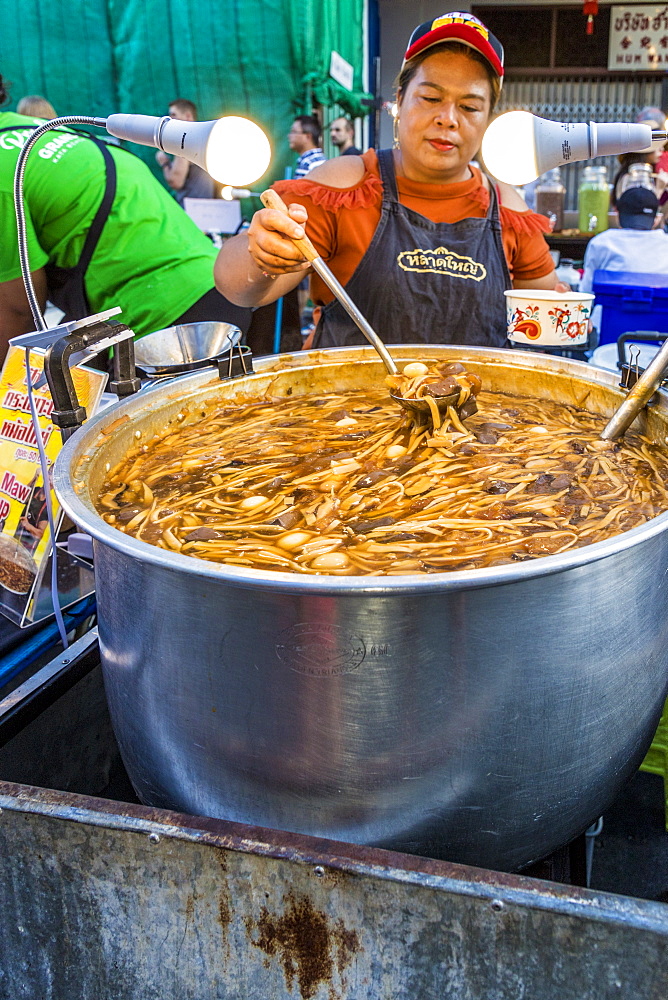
[{"x1": 0, "y1": 78, "x2": 250, "y2": 359}]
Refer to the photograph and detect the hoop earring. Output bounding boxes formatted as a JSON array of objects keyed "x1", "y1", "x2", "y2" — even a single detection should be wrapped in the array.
[{"x1": 393, "y1": 116, "x2": 400, "y2": 148}]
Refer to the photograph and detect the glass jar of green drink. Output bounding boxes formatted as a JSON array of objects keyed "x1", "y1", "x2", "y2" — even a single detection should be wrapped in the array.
[{"x1": 578, "y1": 166, "x2": 610, "y2": 234}]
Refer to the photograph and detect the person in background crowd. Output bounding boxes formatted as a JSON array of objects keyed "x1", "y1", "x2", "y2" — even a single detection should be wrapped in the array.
[
  {"x1": 16, "y1": 95, "x2": 57, "y2": 119},
  {"x1": 155, "y1": 98, "x2": 216, "y2": 205},
  {"x1": 15, "y1": 486, "x2": 47, "y2": 554},
  {"x1": 632, "y1": 106, "x2": 668, "y2": 224},
  {"x1": 609, "y1": 107, "x2": 667, "y2": 210},
  {"x1": 329, "y1": 117, "x2": 361, "y2": 157},
  {"x1": 215, "y1": 11, "x2": 563, "y2": 350},
  {"x1": 288, "y1": 115, "x2": 325, "y2": 178},
  {"x1": 611, "y1": 151, "x2": 661, "y2": 207},
  {"x1": 635, "y1": 106, "x2": 668, "y2": 170},
  {"x1": 579, "y1": 187, "x2": 668, "y2": 295},
  {"x1": 0, "y1": 74, "x2": 250, "y2": 359}
]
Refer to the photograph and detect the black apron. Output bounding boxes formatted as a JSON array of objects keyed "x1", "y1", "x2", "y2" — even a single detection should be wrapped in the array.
[
  {"x1": 1, "y1": 125, "x2": 117, "y2": 323},
  {"x1": 313, "y1": 148, "x2": 511, "y2": 349}
]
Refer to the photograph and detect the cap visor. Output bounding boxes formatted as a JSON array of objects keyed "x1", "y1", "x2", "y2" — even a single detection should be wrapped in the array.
[
  {"x1": 618, "y1": 213, "x2": 654, "y2": 230},
  {"x1": 404, "y1": 23, "x2": 503, "y2": 77}
]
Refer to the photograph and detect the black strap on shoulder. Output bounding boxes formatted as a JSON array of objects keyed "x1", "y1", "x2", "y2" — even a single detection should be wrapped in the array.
[
  {"x1": 377, "y1": 148, "x2": 400, "y2": 203},
  {"x1": 71, "y1": 135, "x2": 116, "y2": 276},
  {"x1": 482, "y1": 173, "x2": 502, "y2": 222},
  {"x1": 1, "y1": 125, "x2": 118, "y2": 276},
  {"x1": 0, "y1": 126, "x2": 118, "y2": 245},
  {"x1": 7, "y1": 125, "x2": 119, "y2": 319}
]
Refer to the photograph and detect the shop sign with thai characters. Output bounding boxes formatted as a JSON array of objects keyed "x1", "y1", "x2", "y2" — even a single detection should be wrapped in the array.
[
  {"x1": 0, "y1": 347, "x2": 105, "y2": 624},
  {"x1": 609, "y1": 5, "x2": 668, "y2": 70}
]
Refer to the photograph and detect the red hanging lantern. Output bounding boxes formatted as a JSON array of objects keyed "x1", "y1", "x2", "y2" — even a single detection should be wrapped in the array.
[{"x1": 583, "y1": 0, "x2": 599, "y2": 35}]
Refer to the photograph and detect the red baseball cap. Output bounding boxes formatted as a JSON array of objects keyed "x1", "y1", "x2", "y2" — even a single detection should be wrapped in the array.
[{"x1": 403, "y1": 11, "x2": 504, "y2": 81}]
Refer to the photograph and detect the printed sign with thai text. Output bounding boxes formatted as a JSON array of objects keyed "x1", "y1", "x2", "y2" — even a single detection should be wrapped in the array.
[{"x1": 0, "y1": 347, "x2": 105, "y2": 622}]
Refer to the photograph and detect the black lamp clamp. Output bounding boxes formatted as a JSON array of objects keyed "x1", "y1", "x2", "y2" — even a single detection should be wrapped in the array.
[{"x1": 42, "y1": 316, "x2": 141, "y2": 441}]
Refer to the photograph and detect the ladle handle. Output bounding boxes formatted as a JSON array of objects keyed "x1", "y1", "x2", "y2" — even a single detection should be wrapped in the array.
[
  {"x1": 601, "y1": 337, "x2": 668, "y2": 440},
  {"x1": 260, "y1": 189, "x2": 320, "y2": 263},
  {"x1": 259, "y1": 188, "x2": 399, "y2": 377}
]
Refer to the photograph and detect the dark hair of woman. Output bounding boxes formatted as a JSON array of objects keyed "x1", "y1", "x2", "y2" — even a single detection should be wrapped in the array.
[
  {"x1": 0, "y1": 75, "x2": 9, "y2": 107},
  {"x1": 394, "y1": 41, "x2": 501, "y2": 113}
]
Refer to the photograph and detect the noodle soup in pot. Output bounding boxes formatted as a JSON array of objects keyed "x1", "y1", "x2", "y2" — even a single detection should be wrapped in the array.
[
  {"x1": 93, "y1": 368, "x2": 668, "y2": 576},
  {"x1": 52, "y1": 347, "x2": 668, "y2": 872}
]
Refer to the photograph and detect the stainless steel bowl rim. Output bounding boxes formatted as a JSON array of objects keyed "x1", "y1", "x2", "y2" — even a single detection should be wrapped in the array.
[{"x1": 54, "y1": 345, "x2": 668, "y2": 596}]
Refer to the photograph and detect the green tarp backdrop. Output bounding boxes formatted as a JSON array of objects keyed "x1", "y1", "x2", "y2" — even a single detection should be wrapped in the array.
[{"x1": 2, "y1": 0, "x2": 369, "y2": 184}]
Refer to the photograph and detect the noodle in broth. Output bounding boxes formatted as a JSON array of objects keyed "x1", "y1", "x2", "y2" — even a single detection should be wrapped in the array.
[{"x1": 95, "y1": 385, "x2": 668, "y2": 576}]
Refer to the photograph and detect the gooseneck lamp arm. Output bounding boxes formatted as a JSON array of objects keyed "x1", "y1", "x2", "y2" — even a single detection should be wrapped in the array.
[
  {"x1": 13, "y1": 116, "x2": 106, "y2": 331},
  {"x1": 10, "y1": 115, "x2": 109, "y2": 655},
  {"x1": 12, "y1": 111, "x2": 270, "y2": 653},
  {"x1": 481, "y1": 111, "x2": 668, "y2": 186}
]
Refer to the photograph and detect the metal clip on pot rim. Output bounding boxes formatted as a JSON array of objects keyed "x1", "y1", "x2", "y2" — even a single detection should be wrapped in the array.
[
  {"x1": 216, "y1": 345, "x2": 254, "y2": 381},
  {"x1": 602, "y1": 333, "x2": 668, "y2": 440}
]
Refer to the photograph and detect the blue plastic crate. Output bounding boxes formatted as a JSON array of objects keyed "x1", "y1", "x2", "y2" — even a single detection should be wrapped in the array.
[{"x1": 592, "y1": 270, "x2": 668, "y2": 346}]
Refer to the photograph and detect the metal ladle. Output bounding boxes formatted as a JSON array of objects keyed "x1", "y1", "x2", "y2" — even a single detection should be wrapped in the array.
[
  {"x1": 260, "y1": 189, "x2": 465, "y2": 423},
  {"x1": 601, "y1": 337, "x2": 668, "y2": 440}
]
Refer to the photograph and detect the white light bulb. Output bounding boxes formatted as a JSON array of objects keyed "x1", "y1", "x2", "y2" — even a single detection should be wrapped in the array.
[
  {"x1": 481, "y1": 112, "x2": 653, "y2": 186},
  {"x1": 205, "y1": 116, "x2": 271, "y2": 186},
  {"x1": 105, "y1": 112, "x2": 272, "y2": 187},
  {"x1": 481, "y1": 110, "x2": 538, "y2": 186}
]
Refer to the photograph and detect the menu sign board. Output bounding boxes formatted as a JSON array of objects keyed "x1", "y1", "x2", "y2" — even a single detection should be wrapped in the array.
[
  {"x1": 0, "y1": 346, "x2": 106, "y2": 624},
  {"x1": 609, "y1": 5, "x2": 668, "y2": 70}
]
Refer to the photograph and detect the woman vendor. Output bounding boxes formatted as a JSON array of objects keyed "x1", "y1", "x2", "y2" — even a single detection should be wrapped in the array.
[{"x1": 215, "y1": 11, "x2": 563, "y2": 348}]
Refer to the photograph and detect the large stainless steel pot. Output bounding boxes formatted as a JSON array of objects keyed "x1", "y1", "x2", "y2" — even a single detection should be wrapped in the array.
[{"x1": 54, "y1": 345, "x2": 668, "y2": 871}]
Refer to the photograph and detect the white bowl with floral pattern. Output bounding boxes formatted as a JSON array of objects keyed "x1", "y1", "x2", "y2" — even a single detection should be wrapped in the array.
[{"x1": 504, "y1": 289, "x2": 594, "y2": 347}]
